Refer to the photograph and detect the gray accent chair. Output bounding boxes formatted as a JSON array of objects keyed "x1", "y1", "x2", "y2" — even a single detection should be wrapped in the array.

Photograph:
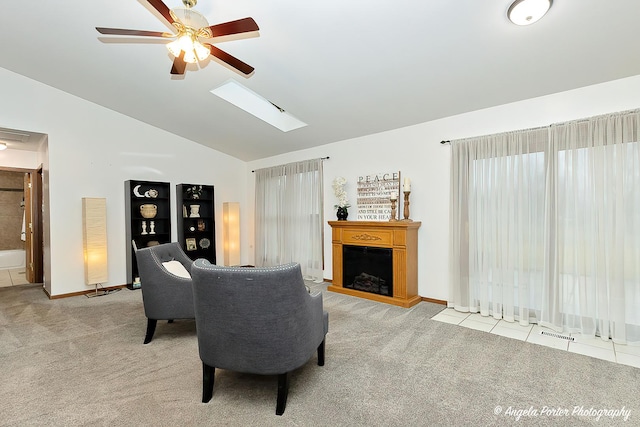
[
  {"x1": 134, "y1": 242, "x2": 195, "y2": 344},
  {"x1": 191, "y1": 260, "x2": 328, "y2": 416}
]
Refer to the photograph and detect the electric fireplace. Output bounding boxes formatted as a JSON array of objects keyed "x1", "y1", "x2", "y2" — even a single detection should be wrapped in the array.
[{"x1": 328, "y1": 220, "x2": 421, "y2": 307}]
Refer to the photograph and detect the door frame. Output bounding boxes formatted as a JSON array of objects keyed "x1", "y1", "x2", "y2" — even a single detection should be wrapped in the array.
[{"x1": 26, "y1": 167, "x2": 43, "y2": 282}]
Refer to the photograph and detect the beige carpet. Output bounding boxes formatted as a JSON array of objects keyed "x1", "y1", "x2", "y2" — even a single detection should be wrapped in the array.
[{"x1": 0, "y1": 282, "x2": 638, "y2": 426}]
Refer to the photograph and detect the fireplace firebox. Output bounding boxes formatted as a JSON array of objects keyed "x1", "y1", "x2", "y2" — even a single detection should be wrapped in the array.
[{"x1": 343, "y1": 245, "x2": 393, "y2": 296}]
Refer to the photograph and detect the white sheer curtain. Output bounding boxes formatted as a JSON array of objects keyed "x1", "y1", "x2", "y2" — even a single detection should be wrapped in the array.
[
  {"x1": 541, "y1": 112, "x2": 640, "y2": 343},
  {"x1": 449, "y1": 110, "x2": 640, "y2": 344},
  {"x1": 254, "y1": 158, "x2": 324, "y2": 282},
  {"x1": 449, "y1": 128, "x2": 547, "y2": 325}
]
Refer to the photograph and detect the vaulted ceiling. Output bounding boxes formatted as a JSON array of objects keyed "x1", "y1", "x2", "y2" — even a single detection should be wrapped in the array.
[{"x1": 1, "y1": 0, "x2": 639, "y2": 161}]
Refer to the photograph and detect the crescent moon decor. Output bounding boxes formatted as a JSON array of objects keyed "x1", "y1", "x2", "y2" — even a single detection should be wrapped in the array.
[{"x1": 133, "y1": 185, "x2": 145, "y2": 198}]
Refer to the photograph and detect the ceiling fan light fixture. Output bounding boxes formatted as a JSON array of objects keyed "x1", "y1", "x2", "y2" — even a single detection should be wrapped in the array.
[
  {"x1": 167, "y1": 32, "x2": 207, "y2": 63},
  {"x1": 166, "y1": 39, "x2": 182, "y2": 57},
  {"x1": 194, "y1": 41, "x2": 210, "y2": 61},
  {"x1": 182, "y1": 33, "x2": 196, "y2": 51},
  {"x1": 183, "y1": 49, "x2": 197, "y2": 64},
  {"x1": 507, "y1": 0, "x2": 552, "y2": 25}
]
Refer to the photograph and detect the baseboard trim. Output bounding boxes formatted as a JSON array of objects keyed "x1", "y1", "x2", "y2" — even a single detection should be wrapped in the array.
[
  {"x1": 421, "y1": 297, "x2": 447, "y2": 305},
  {"x1": 48, "y1": 284, "x2": 128, "y2": 300}
]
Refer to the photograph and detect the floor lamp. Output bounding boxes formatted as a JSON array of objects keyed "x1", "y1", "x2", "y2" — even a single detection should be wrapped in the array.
[
  {"x1": 82, "y1": 197, "x2": 109, "y2": 297},
  {"x1": 223, "y1": 202, "x2": 240, "y2": 266}
]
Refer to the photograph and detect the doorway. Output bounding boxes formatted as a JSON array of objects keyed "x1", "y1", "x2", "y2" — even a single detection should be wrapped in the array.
[{"x1": 0, "y1": 167, "x2": 43, "y2": 284}]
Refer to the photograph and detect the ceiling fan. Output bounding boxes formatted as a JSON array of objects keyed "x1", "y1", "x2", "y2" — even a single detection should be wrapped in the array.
[{"x1": 96, "y1": 0, "x2": 259, "y2": 76}]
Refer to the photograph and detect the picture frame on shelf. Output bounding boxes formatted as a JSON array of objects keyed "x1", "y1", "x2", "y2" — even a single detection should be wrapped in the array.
[{"x1": 185, "y1": 238, "x2": 197, "y2": 251}]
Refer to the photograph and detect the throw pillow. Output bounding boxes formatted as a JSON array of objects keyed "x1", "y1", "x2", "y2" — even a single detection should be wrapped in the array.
[{"x1": 162, "y1": 260, "x2": 191, "y2": 278}]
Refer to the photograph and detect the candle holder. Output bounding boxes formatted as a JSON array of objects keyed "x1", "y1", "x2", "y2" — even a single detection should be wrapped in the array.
[
  {"x1": 402, "y1": 191, "x2": 412, "y2": 221},
  {"x1": 389, "y1": 197, "x2": 398, "y2": 222}
]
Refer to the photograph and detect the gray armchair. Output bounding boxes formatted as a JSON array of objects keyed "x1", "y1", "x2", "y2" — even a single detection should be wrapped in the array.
[
  {"x1": 134, "y1": 242, "x2": 195, "y2": 344},
  {"x1": 191, "y1": 261, "x2": 328, "y2": 415}
]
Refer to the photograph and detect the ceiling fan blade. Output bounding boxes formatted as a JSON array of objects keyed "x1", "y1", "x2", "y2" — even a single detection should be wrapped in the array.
[
  {"x1": 96, "y1": 27, "x2": 173, "y2": 38},
  {"x1": 208, "y1": 17, "x2": 259, "y2": 38},
  {"x1": 171, "y1": 51, "x2": 187, "y2": 75},
  {"x1": 206, "y1": 44, "x2": 254, "y2": 75},
  {"x1": 147, "y1": 0, "x2": 176, "y2": 25}
]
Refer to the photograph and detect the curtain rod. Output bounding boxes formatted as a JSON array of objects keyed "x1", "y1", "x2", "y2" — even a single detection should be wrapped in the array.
[
  {"x1": 441, "y1": 124, "x2": 550, "y2": 145},
  {"x1": 252, "y1": 156, "x2": 329, "y2": 173},
  {"x1": 439, "y1": 108, "x2": 640, "y2": 145}
]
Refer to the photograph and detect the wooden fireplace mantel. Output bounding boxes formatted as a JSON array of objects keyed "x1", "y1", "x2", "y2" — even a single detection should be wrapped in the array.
[{"x1": 328, "y1": 220, "x2": 421, "y2": 308}]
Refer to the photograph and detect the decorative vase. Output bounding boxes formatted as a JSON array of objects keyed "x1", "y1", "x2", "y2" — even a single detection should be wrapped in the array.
[
  {"x1": 189, "y1": 204, "x2": 201, "y2": 218},
  {"x1": 140, "y1": 204, "x2": 157, "y2": 219},
  {"x1": 336, "y1": 206, "x2": 348, "y2": 220}
]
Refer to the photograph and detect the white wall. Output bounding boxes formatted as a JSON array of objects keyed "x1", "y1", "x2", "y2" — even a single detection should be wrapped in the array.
[
  {"x1": 0, "y1": 67, "x2": 248, "y2": 296},
  {"x1": 247, "y1": 75, "x2": 640, "y2": 301},
  {"x1": 0, "y1": 149, "x2": 39, "y2": 169},
  {"x1": 3, "y1": 64, "x2": 639, "y2": 299}
]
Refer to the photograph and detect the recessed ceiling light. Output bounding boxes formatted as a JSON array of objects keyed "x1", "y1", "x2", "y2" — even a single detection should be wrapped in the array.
[
  {"x1": 211, "y1": 80, "x2": 307, "y2": 132},
  {"x1": 507, "y1": 0, "x2": 552, "y2": 26}
]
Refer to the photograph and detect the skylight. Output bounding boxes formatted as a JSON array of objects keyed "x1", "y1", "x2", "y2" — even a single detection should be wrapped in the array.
[{"x1": 210, "y1": 80, "x2": 307, "y2": 132}]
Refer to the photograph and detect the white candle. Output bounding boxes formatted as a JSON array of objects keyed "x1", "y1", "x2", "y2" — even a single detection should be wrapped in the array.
[
  {"x1": 390, "y1": 192, "x2": 397, "y2": 201},
  {"x1": 404, "y1": 177, "x2": 411, "y2": 192}
]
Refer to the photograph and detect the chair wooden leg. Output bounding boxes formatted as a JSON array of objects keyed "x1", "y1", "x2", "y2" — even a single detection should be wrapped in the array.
[
  {"x1": 317, "y1": 338, "x2": 325, "y2": 366},
  {"x1": 276, "y1": 372, "x2": 291, "y2": 416},
  {"x1": 202, "y1": 363, "x2": 215, "y2": 403},
  {"x1": 143, "y1": 319, "x2": 157, "y2": 344}
]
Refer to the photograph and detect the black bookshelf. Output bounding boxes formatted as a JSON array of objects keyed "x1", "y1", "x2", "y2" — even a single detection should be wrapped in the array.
[
  {"x1": 125, "y1": 180, "x2": 171, "y2": 289},
  {"x1": 176, "y1": 184, "x2": 216, "y2": 263}
]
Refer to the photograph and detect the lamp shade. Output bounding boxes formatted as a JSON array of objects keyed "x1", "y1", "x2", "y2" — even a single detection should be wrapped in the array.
[
  {"x1": 82, "y1": 197, "x2": 108, "y2": 285},
  {"x1": 194, "y1": 41, "x2": 210, "y2": 61},
  {"x1": 223, "y1": 202, "x2": 240, "y2": 266},
  {"x1": 507, "y1": 0, "x2": 552, "y2": 26}
]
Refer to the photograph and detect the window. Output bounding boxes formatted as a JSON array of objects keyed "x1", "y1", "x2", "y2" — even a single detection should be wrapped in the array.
[{"x1": 450, "y1": 110, "x2": 640, "y2": 344}]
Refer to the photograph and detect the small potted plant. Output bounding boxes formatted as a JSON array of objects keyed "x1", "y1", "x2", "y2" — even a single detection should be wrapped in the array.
[
  {"x1": 332, "y1": 177, "x2": 350, "y2": 220},
  {"x1": 186, "y1": 185, "x2": 203, "y2": 200}
]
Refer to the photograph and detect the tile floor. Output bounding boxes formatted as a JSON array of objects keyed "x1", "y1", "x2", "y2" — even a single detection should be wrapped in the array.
[
  {"x1": 432, "y1": 308, "x2": 640, "y2": 369},
  {"x1": 0, "y1": 267, "x2": 30, "y2": 288}
]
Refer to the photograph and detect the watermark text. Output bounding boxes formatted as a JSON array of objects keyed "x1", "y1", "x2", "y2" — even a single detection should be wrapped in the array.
[{"x1": 493, "y1": 405, "x2": 631, "y2": 422}]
